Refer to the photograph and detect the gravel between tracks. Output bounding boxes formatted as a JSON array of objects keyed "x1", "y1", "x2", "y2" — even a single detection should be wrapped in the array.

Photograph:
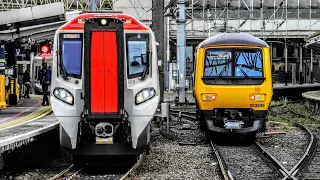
[
  {"x1": 0, "y1": 151, "x2": 73, "y2": 180},
  {"x1": 134, "y1": 116, "x2": 221, "y2": 180},
  {"x1": 216, "y1": 144, "x2": 281, "y2": 180},
  {"x1": 257, "y1": 122, "x2": 309, "y2": 171},
  {"x1": 297, "y1": 134, "x2": 320, "y2": 180}
]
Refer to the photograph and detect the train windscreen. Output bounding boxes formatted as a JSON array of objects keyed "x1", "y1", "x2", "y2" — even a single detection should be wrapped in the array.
[
  {"x1": 126, "y1": 33, "x2": 149, "y2": 79},
  {"x1": 203, "y1": 48, "x2": 263, "y2": 79},
  {"x1": 59, "y1": 33, "x2": 83, "y2": 78}
]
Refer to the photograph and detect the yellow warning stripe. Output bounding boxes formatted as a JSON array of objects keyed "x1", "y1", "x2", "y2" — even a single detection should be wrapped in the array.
[{"x1": 0, "y1": 106, "x2": 53, "y2": 130}]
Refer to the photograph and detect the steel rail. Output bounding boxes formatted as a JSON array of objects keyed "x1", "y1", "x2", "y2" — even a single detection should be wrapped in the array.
[
  {"x1": 120, "y1": 152, "x2": 146, "y2": 180},
  {"x1": 254, "y1": 141, "x2": 293, "y2": 178},
  {"x1": 254, "y1": 122, "x2": 316, "y2": 180},
  {"x1": 209, "y1": 139, "x2": 231, "y2": 180},
  {"x1": 174, "y1": 111, "x2": 316, "y2": 180},
  {"x1": 286, "y1": 123, "x2": 317, "y2": 179},
  {"x1": 271, "y1": 107, "x2": 318, "y2": 179},
  {"x1": 48, "y1": 163, "x2": 86, "y2": 180},
  {"x1": 170, "y1": 110, "x2": 230, "y2": 179},
  {"x1": 48, "y1": 152, "x2": 146, "y2": 180},
  {"x1": 170, "y1": 111, "x2": 197, "y2": 121}
]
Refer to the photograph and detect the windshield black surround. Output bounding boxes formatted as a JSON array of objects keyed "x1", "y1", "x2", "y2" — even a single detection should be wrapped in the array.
[
  {"x1": 125, "y1": 33, "x2": 150, "y2": 79},
  {"x1": 202, "y1": 48, "x2": 265, "y2": 85},
  {"x1": 58, "y1": 33, "x2": 83, "y2": 79}
]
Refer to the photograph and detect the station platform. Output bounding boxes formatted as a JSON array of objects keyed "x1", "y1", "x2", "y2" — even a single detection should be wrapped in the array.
[
  {"x1": 0, "y1": 95, "x2": 58, "y2": 158},
  {"x1": 273, "y1": 83, "x2": 320, "y2": 90},
  {"x1": 302, "y1": 91, "x2": 320, "y2": 114},
  {"x1": 0, "y1": 95, "x2": 52, "y2": 130},
  {"x1": 273, "y1": 83, "x2": 320, "y2": 100}
]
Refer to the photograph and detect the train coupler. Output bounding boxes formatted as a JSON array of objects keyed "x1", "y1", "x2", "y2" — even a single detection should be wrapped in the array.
[{"x1": 224, "y1": 120, "x2": 244, "y2": 130}]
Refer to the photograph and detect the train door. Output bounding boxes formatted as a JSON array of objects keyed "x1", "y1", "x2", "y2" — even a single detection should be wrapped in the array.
[
  {"x1": 31, "y1": 57, "x2": 44, "y2": 94},
  {"x1": 45, "y1": 56, "x2": 53, "y2": 70}
]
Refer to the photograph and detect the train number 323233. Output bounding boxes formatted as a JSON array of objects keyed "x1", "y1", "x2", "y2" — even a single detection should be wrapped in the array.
[{"x1": 250, "y1": 104, "x2": 265, "y2": 107}]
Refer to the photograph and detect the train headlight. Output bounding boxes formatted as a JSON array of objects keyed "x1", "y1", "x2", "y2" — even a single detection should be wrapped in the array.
[
  {"x1": 53, "y1": 87, "x2": 74, "y2": 105},
  {"x1": 249, "y1": 94, "x2": 265, "y2": 102},
  {"x1": 101, "y1": 19, "x2": 107, "y2": 25},
  {"x1": 135, "y1": 88, "x2": 156, "y2": 105},
  {"x1": 201, "y1": 93, "x2": 218, "y2": 101}
]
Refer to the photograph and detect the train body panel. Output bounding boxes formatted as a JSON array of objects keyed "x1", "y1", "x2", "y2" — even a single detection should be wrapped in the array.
[
  {"x1": 51, "y1": 13, "x2": 160, "y2": 156},
  {"x1": 193, "y1": 33, "x2": 272, "y2": 135},
  {"x1": 32, "y1": 53, "x2": 53, "y2": 94}
]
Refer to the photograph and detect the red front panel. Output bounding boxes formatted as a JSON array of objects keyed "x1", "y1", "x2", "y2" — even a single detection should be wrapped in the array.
[{"x1": 90, "y1": 31, "x2": 118, "y2": 113}]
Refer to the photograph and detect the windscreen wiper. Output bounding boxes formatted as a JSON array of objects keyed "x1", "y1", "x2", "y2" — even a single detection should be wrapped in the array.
[
  {"x1": 237, "y1": 64, "x2": 262, "y2": 72},
  {"x1": 235, "y1": 64, "x2": 251, "y2": 80},
  {"x1": 217, "y1": 59, "x2": 232, "y2": 79},
  {"x1": 139, "y1": 63, "x2": 149, "y2": 81},
  {"x1": 57, "y1": 50, "x2": 70, "y2": 80},
  {"x1": 236, "y1": 64, "x2": 265, "y2": 80}
]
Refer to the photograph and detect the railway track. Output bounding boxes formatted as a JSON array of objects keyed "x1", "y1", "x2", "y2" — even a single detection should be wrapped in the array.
[
  {"x1": 48, "y1": 152, "x2": 146, "y2": 180},
  {"x1": 170, "y1": 108, "x2": 317, "y2": 180},
  {"x1": 284, "y1": 107, "x2": 320, "y2": 179}
]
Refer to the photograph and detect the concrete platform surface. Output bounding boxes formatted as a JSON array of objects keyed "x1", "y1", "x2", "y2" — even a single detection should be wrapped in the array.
[
  {"x1": 0, "y1": 112, "x2": 58, "y2": 155},
  {"x1": 302, "y1": 91, "x2": 320, "y2": 101},
  {"x1": 0, "y1": 95, "x2": 51, "y2": 128}
]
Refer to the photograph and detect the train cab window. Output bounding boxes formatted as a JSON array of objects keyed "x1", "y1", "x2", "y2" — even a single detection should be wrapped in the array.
[
  {"x1": 203, "y1": 49, "x2": 232, "y2": 77},
  {"x1": 126, "y1": 33, "x2": 149, "y2": 79},
  {"x1": 234, "y1": 49, "x2": 263, "y2": 77},
  {"x1": 59, "y1": 33, "x2": 83, "y2": 79}
]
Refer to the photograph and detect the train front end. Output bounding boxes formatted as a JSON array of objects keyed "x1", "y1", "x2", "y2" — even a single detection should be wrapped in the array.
[
  {"x1": 193, "y1": 33, "x2": 273, "y2": 139},
  {"x1": 50, "y1": 13, "x2": 160, "y2": 158}
]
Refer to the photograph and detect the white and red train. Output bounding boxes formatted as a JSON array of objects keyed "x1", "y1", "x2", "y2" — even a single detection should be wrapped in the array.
[
  {"x1": 32, "y1": 52, "x2": 52, "y2": 94},
  {"x1": 50, "y1": 12, "x2": 160, "y2": 162}
]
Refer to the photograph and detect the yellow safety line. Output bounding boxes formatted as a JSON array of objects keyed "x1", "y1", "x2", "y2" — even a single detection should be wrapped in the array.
[
  {"x1": 29, "y1": 95, "x2": 45, "y2": 99},
  {"x1": 0, "y1": 106, "x2": 53, "y2": 130}
]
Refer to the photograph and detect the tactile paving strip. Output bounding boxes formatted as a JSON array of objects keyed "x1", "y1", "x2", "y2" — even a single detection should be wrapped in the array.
[{"x1": 0, "y1": 106, "x2": 53, "y2": 130}]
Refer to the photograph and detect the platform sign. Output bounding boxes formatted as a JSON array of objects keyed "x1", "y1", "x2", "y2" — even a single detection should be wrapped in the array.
[
  {"x1": 0, "y1": 45, "x2": 5, "y2": 74},
  {"x1": 15, "y1": 48, "x2": 26, "y2": 57}
]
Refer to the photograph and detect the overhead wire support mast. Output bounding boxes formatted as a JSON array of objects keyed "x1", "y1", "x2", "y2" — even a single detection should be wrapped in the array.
[
  {"x1": 177, "y1": 0, "x2": 186, "y2": 103},
  {"x1": 91, "y1": 0, "x2": 96, "y2": 11}
]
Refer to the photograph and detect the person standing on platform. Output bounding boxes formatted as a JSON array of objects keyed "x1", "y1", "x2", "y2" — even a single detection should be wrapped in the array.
[
  {"x1": 39, "y1": 63, "x2": 51, "y2": 106},
  {"x1": 23, "y1": 69, "x2": 31, "y2": 99}
]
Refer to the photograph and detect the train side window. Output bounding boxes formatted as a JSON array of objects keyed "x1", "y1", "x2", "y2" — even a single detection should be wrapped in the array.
[
  {"x1": 126, "y1": 33, "x2": 149, "y2": 79},
  {"x1": 234, "y1": 49, "x2": 263, "y2": 77}
]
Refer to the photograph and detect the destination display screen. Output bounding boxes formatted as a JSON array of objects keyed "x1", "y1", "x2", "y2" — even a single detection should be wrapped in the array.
[{"x1": 63, "y1": 34, "x2": 81, "y2": 39}]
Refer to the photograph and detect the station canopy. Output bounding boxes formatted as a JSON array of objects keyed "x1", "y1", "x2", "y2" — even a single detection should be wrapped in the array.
[{"x1": 305, "y1": 31, "x2": 320, "y2": 50}]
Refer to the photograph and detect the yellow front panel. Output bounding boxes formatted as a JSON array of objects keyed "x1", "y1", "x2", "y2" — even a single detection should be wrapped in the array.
[
  {"x1": 194, "y1": 45, "x2": 272, "y2": 111},
  {"x1": 195, "y1": 85, "x2": 271, "y2": 110}
]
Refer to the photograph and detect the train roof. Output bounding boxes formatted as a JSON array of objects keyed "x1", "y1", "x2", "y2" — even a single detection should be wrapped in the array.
[
  {"x1": 59, "y1": 13, "x2": 150, "y2": 31},
  {"x1": 34, "y1": 53, "x2": 53, "y2": 59},
  {"x1": 197, "y1": 33, "x2": 270, "y2": 48}
]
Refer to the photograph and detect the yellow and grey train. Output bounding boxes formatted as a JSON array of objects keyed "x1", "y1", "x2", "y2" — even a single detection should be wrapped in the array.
[{"x1": 193, "y1": 33, "x2": 273, "y2": 140}]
